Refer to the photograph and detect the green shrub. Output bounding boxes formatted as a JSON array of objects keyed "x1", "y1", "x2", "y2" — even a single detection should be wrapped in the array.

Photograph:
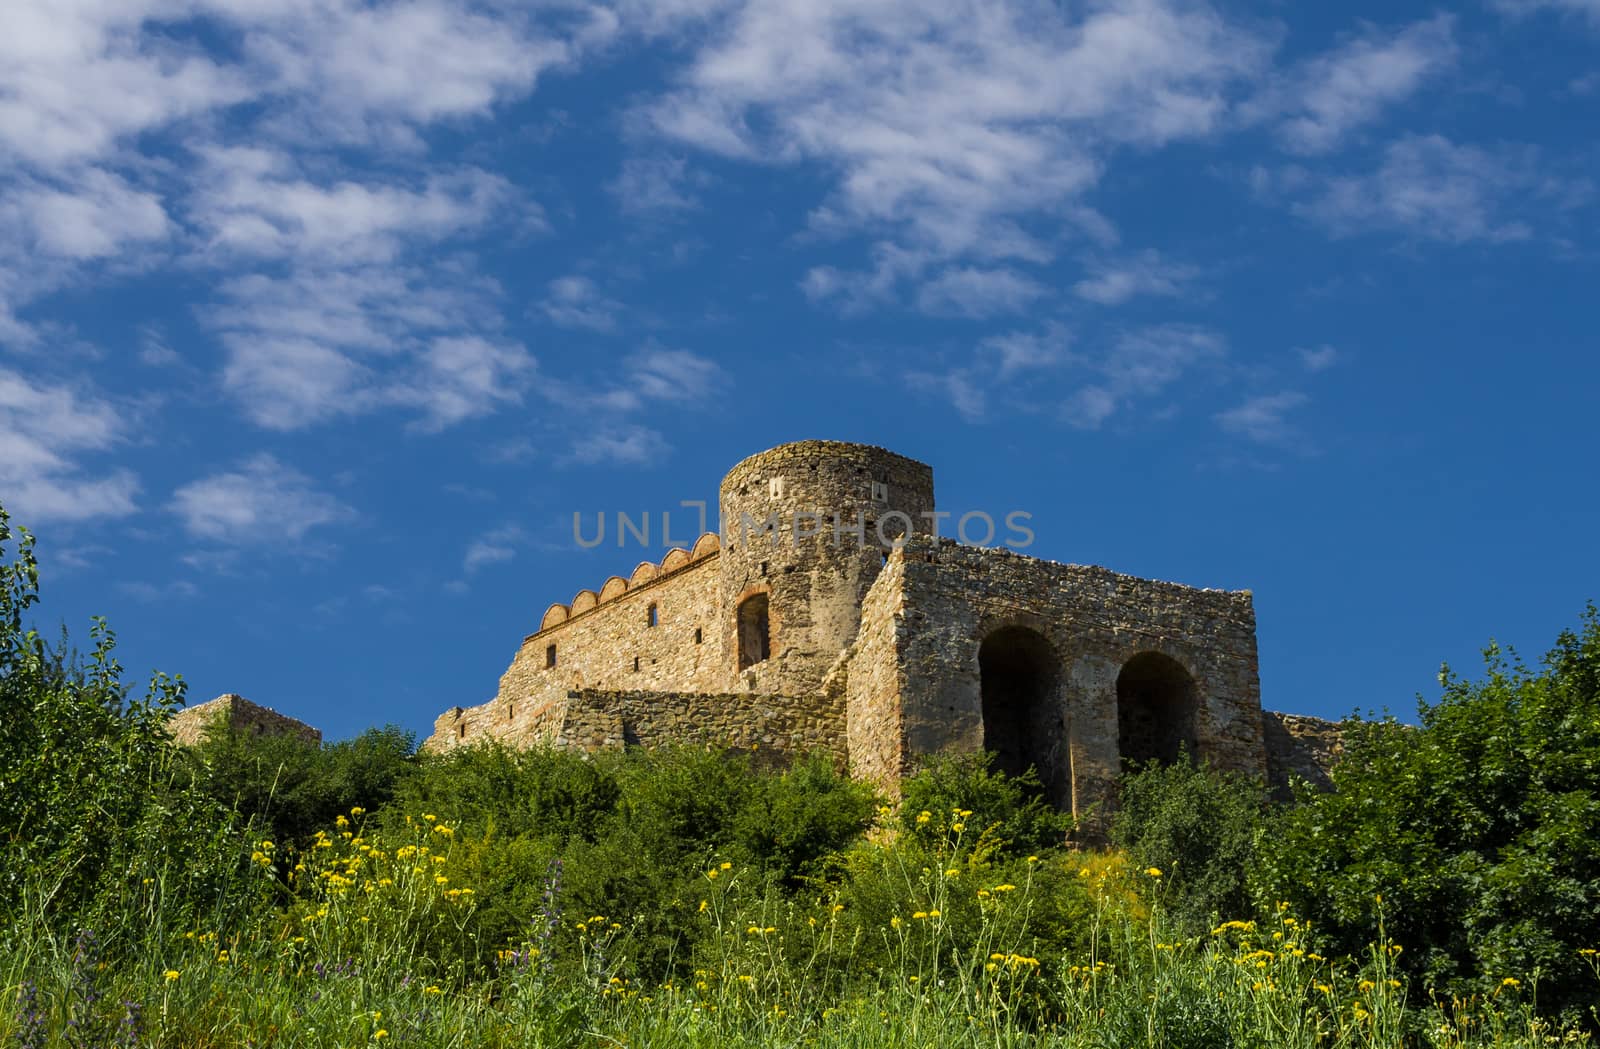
[
  {"x1": 898, "y1": 752, "x2": 1073, "y2": 857},
  {"x1": 183, "y1": 724, "x2": 416, "y2": 848},
  {"x1": 1110, "y1": 758, "x2": 1268, "y2": 934},
  {"x1": 0, "y1": 506, "x2": 247, "y2": 948},
  {"x1": 1254, "y1": 606, "x2": 1600, "y2": 1022}
]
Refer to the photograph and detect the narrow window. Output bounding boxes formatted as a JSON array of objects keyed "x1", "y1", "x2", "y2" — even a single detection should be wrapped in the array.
[
  {"x1": 760, "y1": 561, "x2": 769, "y2": 576},
  {"x1": 647, "y1": 602, "x2": 659, "y2": 627},
  {"x1": 633, "y1": 656, "x2": 641, "y2": 672},
  {"x1": 507, "y1": 703, "x2": 514, "y2": 720},
  {"x1": 870, "y1": 480, "x2": 888, "y2": 502},
  {"x1": 737, "y1": 593, "x2": 771, "y2": 670},
  {"x1": 694, "y1": 627, "x2": 703, "y2": 645},
  {"x1": 545, "y1": 644, "x2": 557, "y2": 669},
  {"x1": 457, "y1": 724, "x2": 465, "y2": 740}
]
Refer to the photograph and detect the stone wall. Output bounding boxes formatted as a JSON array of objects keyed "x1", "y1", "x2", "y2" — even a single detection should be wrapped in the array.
[
  {"x1": 556, "y1": 688, "x2": 846, "y2": 766},
  {"x1": 1262, "y1": 711, "x2": 1344, "y2": 796},
  {"x1": 168, "y1": 693, "x2": 322, "y2": 747},
  {"x1": 842, "y1": 548, "x2": 908, "y2": 791},
  {"x1": 842, "y1": 537, "x2": 1262, "y2": 823}
]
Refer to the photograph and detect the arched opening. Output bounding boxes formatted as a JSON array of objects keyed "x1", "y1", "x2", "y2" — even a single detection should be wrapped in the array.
[
  {"x1": 1116, "y1": 652, "x2": 1200, "y2": 768},
  {"x1": 979, "y1": 627, "x2": 1062, "y2": 788},
  {"x1": 736, "y1": 593, "x2": 770, "y2": 670}
]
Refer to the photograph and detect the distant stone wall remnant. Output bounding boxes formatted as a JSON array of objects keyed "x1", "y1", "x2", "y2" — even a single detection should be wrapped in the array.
[
  {"x1": 1262, "y1": 711, "x2": 1344, "y2": 796},
  {"x1": 168, "y1": 693, "x2": 322, "y2": 747}
]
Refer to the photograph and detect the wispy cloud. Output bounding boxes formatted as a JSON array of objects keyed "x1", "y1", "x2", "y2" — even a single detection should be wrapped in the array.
[
  {"x1": 1073, "y1": 251, "x2": 1200, "y2": 305},
  {"x1": 540, "y1": 276, "x2": 624, "y2": 332},
  {"x1": 1297, "y1": 345, "x2": 1340, "y2": 372},
  {"x1": 1263, "y1": 135, "x2": 1589, "y2": 243},
  {"x1": 1064, "y1": 325, "x2": 1228, "y2": 430},
  {"x1": 0, "y1": 368, "x2": 138, "y2": 524},
  {"x1": 643, "y1": 0, "x2": 1272, "y2": 306},
  {"x1": 1489, "y1": 0, "x2": 1600, "y2": 26},
  {"x1": 463, "y1": 525, "x2": 527, "y2": 574},
  {"x1": 1216, "y1": 391, "x2": 1309, "y2": 444},
  {"x1": 172, "y1": 455, "x2": 353, "y2": 545},
  {"x1": 1246, "y1": 15, "x2": 1457, "y2": 155},
  {"x1": 609, "y1": 154, "x2": 705, "y2": 214}
]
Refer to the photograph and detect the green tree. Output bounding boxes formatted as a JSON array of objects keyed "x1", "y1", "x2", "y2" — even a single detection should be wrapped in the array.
[{"x1": 1254, "y1": 606, "x2": 1600, "y2": 1021}]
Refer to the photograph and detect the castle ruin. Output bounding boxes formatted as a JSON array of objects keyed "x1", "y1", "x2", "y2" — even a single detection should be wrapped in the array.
[{"x1": 427, "y1": 441, "x2": 1336, "y2": 816}]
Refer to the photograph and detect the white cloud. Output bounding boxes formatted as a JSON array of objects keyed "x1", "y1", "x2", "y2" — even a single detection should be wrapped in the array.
[
  {"x1": 610, "y1": 154, "x2": 704, "y2": 214},
  {"x1": 1489, "y1": 0, "x2": 1600, "y2": 25},
  {"x1": 0, "y1": 169, "x2": 170, "y2": 260},
  {"x1": 979, "y1": 324, "x2": 1073, "y2": 379},
  {"x1": 915, "y1": 266, "x2": 1047, "y2": 318},
  {"x1": 393, "y1": 336, "x2": 537, "y2": 432},
  {"x1": 622, "y1": 347, "x2": 725, "y2": 403},
  {"x1": 172, "y1": 454, "x2": 353, "y2": 545},
  {"x1": 1248, "y1": 15, "x2": 1456, "y2": 155},
  {"x1": 0, "y1": 1, "x2": 594, "y2": 173},
  {"x1": 207, "y1": 263, "x2": 513, "y2": 430},
  {"x1": 1062, "y1": 385, "x2": 1119, "y2": 430},
  {"x1": 1297, "y1": 345, "x2": 1340, "y2": 372},
  {"x1": 1073, "y1": 251, "x2": 1199, "y2": 305},
  {"x1": 1289, "y1": 134, "x2": 1583, "y2": 243},
  {"x1": 463, "y1": 524, "x2": 526, "y2": 574},
  {"x1": 0, "y1": 1, "x2": 249, "y2": 172},
  {"x1": 1216, "y1": 391, "x2": 1308, "y2": 443},
  {"x1": 644, "y1": 0, "x2": 1272, "y2": 302},
  {"x1": 911, "y1": 323, "x2": 1073, "y2": 422},
  {"x1": 1063, "y1": 324, "x2": 1227, "y2": 429},
  {"x1": 191, "y1": 148, "x2": 513, "y2": 264},
  {"x1": 539, "y1": 276, "x2": 624, "y2": 332},
  {"x1": 0, "y1": 368, "x2": 138, "y2": 524},
  {"x1": 231, "y1": 0, "x2": 592, "y2": 145},
  {"x1": 117, "y1": 579, "x2": 200, "y2": 602},
  {"x1": 565, "y1": 424, "x2": 672, "y2": 466}
]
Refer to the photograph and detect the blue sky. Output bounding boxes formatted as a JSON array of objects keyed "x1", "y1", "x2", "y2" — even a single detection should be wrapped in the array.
[{"x1": 3, "y1": 0, "x2": 1597, "y2": 743}]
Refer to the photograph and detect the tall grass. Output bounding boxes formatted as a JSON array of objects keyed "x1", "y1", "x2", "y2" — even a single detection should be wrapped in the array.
[{"x1": 4, "y1": 800, "x2": 1593, "y2": 1048}]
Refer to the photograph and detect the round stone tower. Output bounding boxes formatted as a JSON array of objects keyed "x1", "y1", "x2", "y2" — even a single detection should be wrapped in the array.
[{"x1": 718, "y1": 441, "x2": 935, "y2": 695}]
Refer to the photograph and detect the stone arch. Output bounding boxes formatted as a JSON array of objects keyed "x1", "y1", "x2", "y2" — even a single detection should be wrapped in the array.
[
  {"x1": 598, "y1": 575, "x2": 628, "y2": 604},
  {"x1": 660, "y1": 548, "x2": 691, "y2": 573},
  {"x1": 629, "y1": 561, "x2": 659, "y2": 587},
  {"x1": 1116, "y1": 651, "x2": 1200, "y2": 768},
  {"x1": 978, "y1": 626, "x2": 1064, "y2": 788},
  {"x1": 539, "y1": 603, "x2": 569, "y2": 631},
  {"x1": 570, "y1": 589, "x2": 599, "y2": 615},
  {"x1": 691, "y1": 532, "x2": 720, "y2": 560},
  {"x1": 736, "y1": 590, "x2": 771, "y2": 670}
]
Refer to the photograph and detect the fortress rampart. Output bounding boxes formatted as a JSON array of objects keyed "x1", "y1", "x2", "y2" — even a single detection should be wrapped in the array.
[{"x1": 425, "y1": 440, "x2": 1337, "y2": 814}]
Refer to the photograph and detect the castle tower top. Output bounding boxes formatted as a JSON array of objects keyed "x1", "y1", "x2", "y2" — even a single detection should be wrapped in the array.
[{"x1": 717, "y1": 440, "x2": 935, "y2": 695}]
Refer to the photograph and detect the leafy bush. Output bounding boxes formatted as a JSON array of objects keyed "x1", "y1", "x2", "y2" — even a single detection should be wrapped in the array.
[
  {"x1": 183, "y1": 724, "x2": 416, "y2": 847},
  {"x1": 1254, "y1": 606, "x2": 1600, "y2": 1021},
  {"x1": 898, "y1": 752, "x2": 1073, "y2": 858},
  {"x1": 0, "y1": 506, "x2": 244, "y2": 945},
  {"x1": 1111, "y1": 758, "x2": 1268, "y2": 934}
]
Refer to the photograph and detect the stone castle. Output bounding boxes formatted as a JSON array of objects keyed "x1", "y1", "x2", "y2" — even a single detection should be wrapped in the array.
[{"x1": 426, "y1": 441, "x2": 1338, "y2": 819}]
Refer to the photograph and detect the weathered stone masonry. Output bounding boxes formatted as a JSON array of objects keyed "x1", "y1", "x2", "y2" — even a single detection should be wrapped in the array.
[{"x1": 426, "y1": 440, "x2": 1337, "y2": 814}]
